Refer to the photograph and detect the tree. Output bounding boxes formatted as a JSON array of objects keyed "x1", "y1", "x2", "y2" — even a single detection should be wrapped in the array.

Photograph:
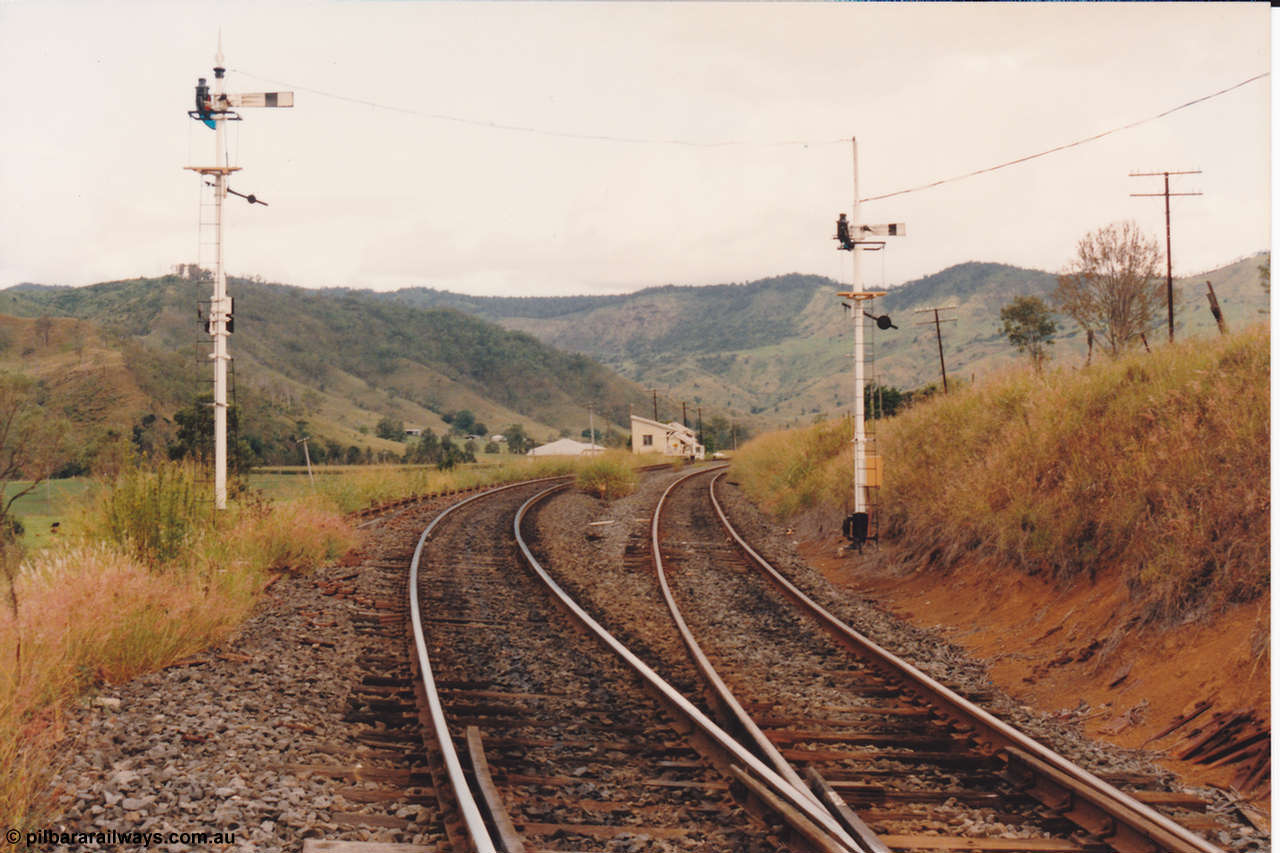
[
  {"x1": 34, "y1": 316, "x2": 52, "y2": 348},
  {"x1": 0, "y1": 374, "x2": 71, "y2": 653},
  {"x1": 504, "y1": 424, "x2": 531, "y2": 455},
  {"x1": 436, "y1": 435, "x2": 475, "y2": 471},
  {"x1": 375, "y1": 416, "x2": 406, "y2": 442},
  {"x1": 448, "y1": 410, "x2": 476, "y2": 435},
  {"x1": 169, "y1": 396, "x2": 254, "y2": 473},
  {"x1": 405, "y1": 429, "x2": 441, "y2": 465},
  {"x1": 702, "y1": 415, "x2": 748, "y2": 454},
  {"x1": 864, "y1": 383, "x2": 912, "y2": 418},
  {"x1": 1054, "y1": 221, "x2": 1163, "y2": 356},
  {"x1": 0, "y1": 374, "x2": 70, "y2": 537},
  {"x1": 999, "y1": 296, "x2": 1058, "y2": 371}
]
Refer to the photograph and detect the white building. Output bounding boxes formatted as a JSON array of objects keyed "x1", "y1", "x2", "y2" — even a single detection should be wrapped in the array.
[
  {"x1": 630, "y1": 415, "x2": 705, "y2": 460},
  {"x1": 526, "y1": 438, "x2": 605, "y2": 457}
]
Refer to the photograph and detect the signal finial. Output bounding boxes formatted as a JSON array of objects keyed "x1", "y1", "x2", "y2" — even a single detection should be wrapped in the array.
[{"x1": 214, "y1": 30, "x2": 225, "y2": 79}]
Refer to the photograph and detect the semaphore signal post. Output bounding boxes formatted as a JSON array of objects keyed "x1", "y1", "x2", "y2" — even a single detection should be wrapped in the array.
[
  {"x1": 834, "y1": 137, "x2": 904, "y2": 548},
  {"x1": 184, "y1": 38, "x2": 292, "y2": 509}
]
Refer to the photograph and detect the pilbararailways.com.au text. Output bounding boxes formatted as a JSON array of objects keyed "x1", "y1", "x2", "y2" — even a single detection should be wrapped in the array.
[{"x1": 10, "y1": 828, "x2": 237, "y2": 847}]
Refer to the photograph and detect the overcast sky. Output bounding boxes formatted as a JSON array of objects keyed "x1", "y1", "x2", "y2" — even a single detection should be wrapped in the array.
[{"x1": 0, "y1": 2, "x2": 1270, "y2": 296}]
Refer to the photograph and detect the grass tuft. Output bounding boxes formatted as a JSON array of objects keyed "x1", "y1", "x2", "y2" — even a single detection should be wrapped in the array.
[{"x1": 575, "y1": 452, "x2": 639, "y2": 500}]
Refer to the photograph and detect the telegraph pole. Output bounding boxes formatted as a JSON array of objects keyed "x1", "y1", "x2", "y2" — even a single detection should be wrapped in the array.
[
  {"x1": 1205, "y1": 281, "x2": 1228, "y2": 336},
  {"x1": 299, "y1": 436, "x2": 315, "y2": 490},
  {"x1": 185, "y1": 38, "x2": 292, "y2": 509},
  {"x1": 1130, "y1": 170, "x2": 1201, "y2": 342},
  {"x1": 915, "y1": 306, "x2": 957, "y2": 394},
  {"x1": 835, "y1": 137, "x2": 904, "y2": 533},
  {"x1": 651, "y1": 389, "x2": 659, "y2": 421}
]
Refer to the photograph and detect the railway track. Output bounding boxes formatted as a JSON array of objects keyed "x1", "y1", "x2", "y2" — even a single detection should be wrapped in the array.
[
  {"x1": 643, "y1": 465, "x2": 1230, "y2": 853},
  {"x1": 306, "y1": 491, "x2": 477, "y2": 846},
  {"x1": 312, "y1": 466, "x2": 1241, "y2": 853},
  {"x1": 403, "y1": 477, "x2": 864, "y2": 852}
]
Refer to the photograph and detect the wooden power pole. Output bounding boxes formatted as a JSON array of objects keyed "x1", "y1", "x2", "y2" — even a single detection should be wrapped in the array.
[
  {"x1": 915, "y1": 306, "x2": 957, "y2": 393},
  {"x1": 1130, "y1": 169, "x2": 1202, "y2": 342},
  {"x1": 1205, "y1": 281, "x2": 1229, "y2": 336}
]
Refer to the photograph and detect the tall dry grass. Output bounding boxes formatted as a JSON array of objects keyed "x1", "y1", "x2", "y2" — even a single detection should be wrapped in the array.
[
  {"x1": 0, "y1": 463, "x2": 356, "y2": 831},
  {"x1": 728, "y1": 418, "x2": 855, "y2": 521},
  {"x1": 733, "y1": 327, "x2": 1270, "y2": 621},
  {"x1": 575, "y1": 452, "x2": 640, "y2": 500},
  {"x1": 312, "y1": 457, "x2": 593, "y2": 513}
]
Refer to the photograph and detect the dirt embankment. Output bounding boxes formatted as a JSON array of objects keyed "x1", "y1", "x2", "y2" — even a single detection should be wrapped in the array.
[{"x1": 801, "y1": 535, "x2": 1271, "y2": 818}]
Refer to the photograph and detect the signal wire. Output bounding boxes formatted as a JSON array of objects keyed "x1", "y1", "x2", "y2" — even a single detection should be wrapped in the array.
[
  {"x1": 229, "y1": 67, "x2": 1266, "y2": 189},
  {"x1": 230, "y1": 67, "x2": 845, "y2": 148}
]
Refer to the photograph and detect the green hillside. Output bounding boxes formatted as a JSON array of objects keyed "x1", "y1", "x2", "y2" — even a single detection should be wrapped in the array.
[
  {"x1": 382, "y1": 254, "x2": 1270, "y2": 430},
  {"x1": 0, "y1": 276, "x2": 653, "y2": 468},
  {"x1": 4, "y1": 252, "x2": 1264, "y2": 468}
]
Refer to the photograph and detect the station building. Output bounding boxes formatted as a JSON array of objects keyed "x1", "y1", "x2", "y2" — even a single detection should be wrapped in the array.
[{"x1": 629, "y1": 415, "x2": 705, "y2": 460}]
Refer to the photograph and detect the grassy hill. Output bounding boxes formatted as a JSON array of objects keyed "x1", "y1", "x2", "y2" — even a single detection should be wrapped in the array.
[
  {"x1": 3, "y1": 251, "x2": 1264, "y2": 468},
  {"x1": 731, "y1": 324, "x2": 1270, "y2": 622},
  {"x1": 0, "y1": 276, "x2": 653, "y2": 468},
  {"x1": 384, "y1": 253, "x2": 1270, "y2": 430}
]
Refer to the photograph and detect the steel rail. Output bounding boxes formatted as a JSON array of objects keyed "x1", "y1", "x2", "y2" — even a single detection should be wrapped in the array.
[
  {"x1": 707, "y1": 470, "x2": 1227, "y2": 853},
  {"x1": 512, "y1": 482, "x2": 867, "y2": 853},
  {"x1": 653, "y1": 465, "x2": 891, "y2": 853},
  {"x1": 649, "y1": 465, "x2": 824, "y2": 807},
  {"x1": 407, "y1": 476, "x2": 569, "y2": 853}
]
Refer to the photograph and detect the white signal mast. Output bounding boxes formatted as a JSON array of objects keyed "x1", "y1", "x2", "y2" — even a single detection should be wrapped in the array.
[
  {"x1": 834, "y1": 137, "x2": 904, "y2": 546},
  {"x1": 184, "y1": 38, "x2": 292, "y2": 510}
]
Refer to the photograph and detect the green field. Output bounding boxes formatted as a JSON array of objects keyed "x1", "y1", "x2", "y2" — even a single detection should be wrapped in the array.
[
  {"x1": 9, "y1": 454, "x2": 529, "y2": 547},
  {"x1": 5, "y1": 478, "x2": 93, "y2": 550}
]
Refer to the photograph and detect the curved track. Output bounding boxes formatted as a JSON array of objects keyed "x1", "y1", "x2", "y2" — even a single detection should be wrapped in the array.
[
  {"x1": 645, "y1": 465, "x2": 1227, "y2": 853},
  {"x1": 406, "y1": 477, "x2": 856, "y2": 852},
  {"x1": 333, "y1": 466, "x2": 1232, "y2": 853}
]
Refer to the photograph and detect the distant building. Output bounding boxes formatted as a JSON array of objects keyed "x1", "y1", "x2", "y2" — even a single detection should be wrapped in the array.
[
  {"x1": 526, "y1": 438, "x2": 605, "y2": 457},
  {"x1": 404, "y1": 427, "x2": 423, "y2": 437},
  {"x1": 630, "y1": 415, "x2": 704, "y2": 460}
]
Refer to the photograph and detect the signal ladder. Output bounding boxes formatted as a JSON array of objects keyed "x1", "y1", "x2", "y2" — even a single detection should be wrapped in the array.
[{"x1": 192, "y1": 183, "x2": 241, "y2": 500}]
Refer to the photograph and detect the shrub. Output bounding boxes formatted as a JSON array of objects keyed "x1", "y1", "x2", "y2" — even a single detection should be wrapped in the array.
[
  {"x1": 92, "y1": 462, "x2": 208, "y2": 566},
  {"x1": 575, "y1": 453, "x2": 638, "y2": 501}
]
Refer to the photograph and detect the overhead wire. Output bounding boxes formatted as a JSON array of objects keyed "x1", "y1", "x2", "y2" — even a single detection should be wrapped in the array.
[
  {"x1": 230, "y1": 67, "x2": 846, "y2": 149},
  {"x1": 858, "y1": 72, "x2": 1268, "y2": 204},
  {"x1": 229, "y1": 67, "x2": 1267, "y2": 196}
]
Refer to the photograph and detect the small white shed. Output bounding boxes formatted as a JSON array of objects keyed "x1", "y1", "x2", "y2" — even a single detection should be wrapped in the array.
[{"x1": 526, "y1": 438, "x2": 605, "y2": 457}]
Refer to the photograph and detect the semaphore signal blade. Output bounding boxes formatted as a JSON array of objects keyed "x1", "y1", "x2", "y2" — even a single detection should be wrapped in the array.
[
  {"x1": 226, "y1": 91, "x2": 294, "y2": 108},
  {"x1": 859, "y1": 223, "x2": 906, "y2": 237}
]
